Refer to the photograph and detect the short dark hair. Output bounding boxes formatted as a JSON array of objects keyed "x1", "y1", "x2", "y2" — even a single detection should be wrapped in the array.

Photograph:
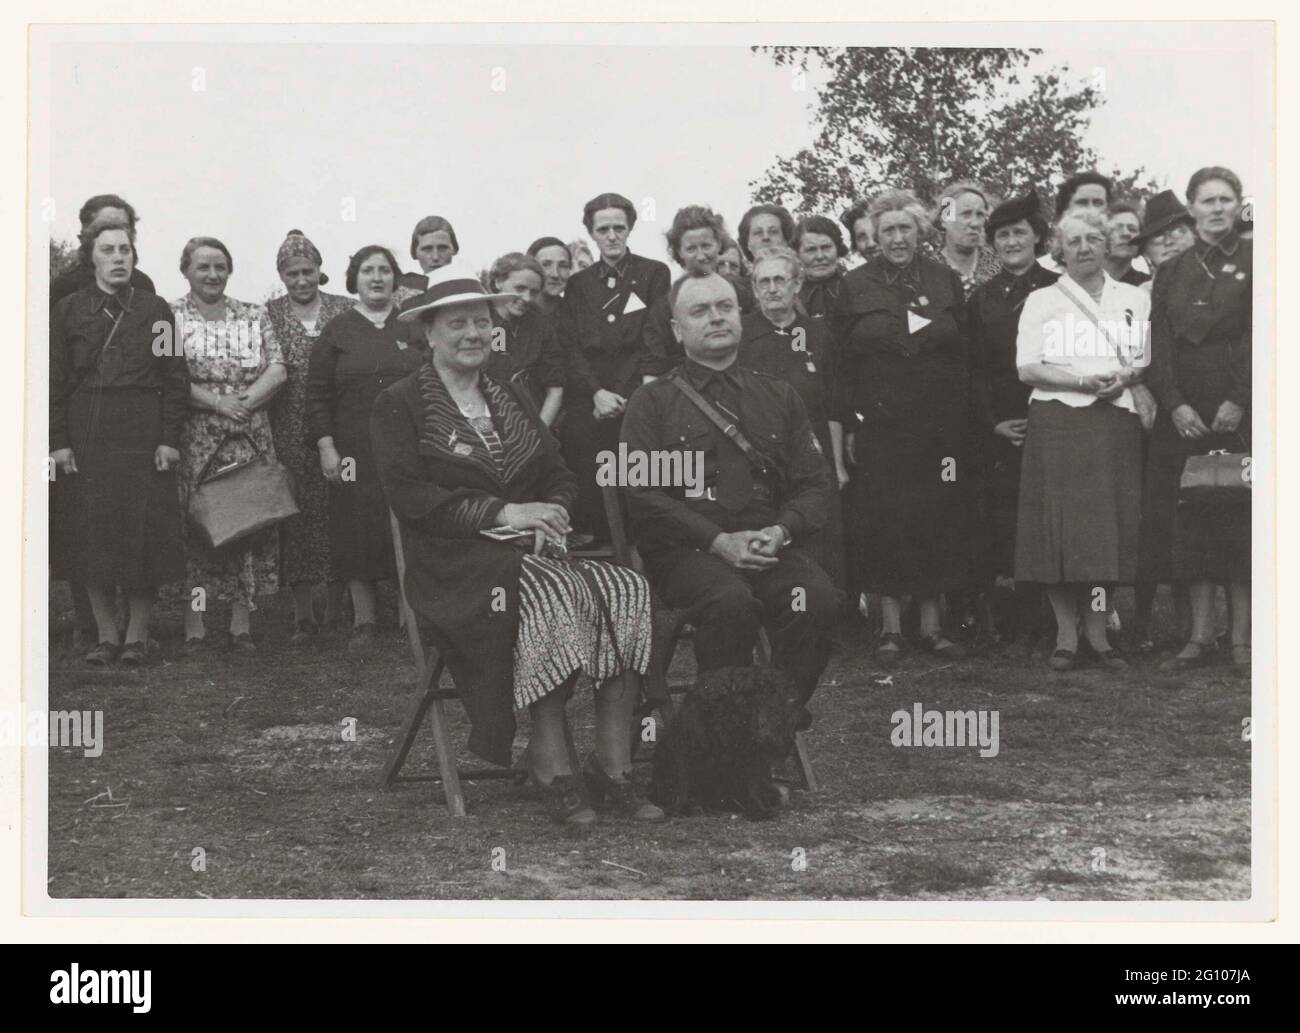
[
  {"x1": 345, "y1": 245, "x2": 401, "y2": 294},
  {"x1": 1054, "y1": 171, "x2": 1113, "y2": 216},
  {"x1": 409, "y1": 215, "x2": 459, "y2": 260},
  {"x1": 792, "y1": 215, "x2": 848, "y2": 258},
  {"x1": 489, "y1": 252, "x2": 545, "y2": 290},
  {"x1": 665, "y1": 205, "x2": 726, "y2": 265},
  {"x1": 737, "y1": 204, "x2": 795, "y2": 261},
  {"x1": 526, "y1": 236, "x2": 569, "y2": 258},
  {"x1": 1108, "y1": 200, "x2": 1142, "y2": 221},
  {"x1": 840, "y1": 200, "x2": 871, "y2": 237},
  {"x1": 78, "y1": 214, "x2": 133, "y2": 268},
  {"x1": 668, "y1": 270, "x2": 736, "y2": 314},
  {"x1": 1186, "y1": 166, "x2": 1243, "y2": 205},
  {"x1": 179, "y1": 236, "x2": 233, "y2": 275},
  {"x1": 582, "y1": 193, "x2": 637, "y2": 233},
  {"x1": 78, "y1": 193, "x2": 137, "y2": 230}
]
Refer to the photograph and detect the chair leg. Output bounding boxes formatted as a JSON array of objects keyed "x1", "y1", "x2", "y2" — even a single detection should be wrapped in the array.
[
  {"x1": 381, "y1": 687, "x2": 437, "y2": 790},
  {"x1": 427, "y1": 697, "x2": 467, "y2": 817},
  {"x1": 793, "y1": 730, "x2": 817, "y2": 793}
]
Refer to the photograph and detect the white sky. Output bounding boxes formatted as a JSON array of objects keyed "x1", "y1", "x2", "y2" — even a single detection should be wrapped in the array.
[{"x1": 38, "y1": 30, "x2": 1267, "y2": 303}]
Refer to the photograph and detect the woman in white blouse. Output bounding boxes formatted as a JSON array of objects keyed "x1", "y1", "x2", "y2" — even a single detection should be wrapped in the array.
[{"x1": 1014, "y1": 209, "x2": 1151, "y2": 671}]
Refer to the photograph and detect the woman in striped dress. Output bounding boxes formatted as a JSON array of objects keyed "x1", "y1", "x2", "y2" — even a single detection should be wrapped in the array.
[{"x1": 373, "y1": 266, "x2": 662, "y2": 827}]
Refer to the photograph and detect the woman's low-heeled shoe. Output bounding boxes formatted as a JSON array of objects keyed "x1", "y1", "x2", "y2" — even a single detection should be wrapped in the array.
[
  {"x1": 229, "y1": 632, "x2": 257, "y2": 653},
  {"x1": 875, "y1": 632, "x2": 904, "y2": 667},
  {"x1": 539, "y1": 774, "x2": 597, "y2": 827},
  {"x1": 347, "y1": 622, "x2": 377, "y2": 654},
  {"x1": 1048, "y1": 648, "x2": 1076, "y2": 671},
  {"x1": 1093, "y1": 648, "x2": 1129, "y2": 670},
  {"x1": 84, "y1": 641, "x2": 118, "y2": 668},
  {"x1": 1161, "y1": 641, "x2": 1216, "y2": 671},
  {"x1": 117, "y1": 641, "x2": 147, "y2": 667},
  {"x1": 290, "y1": 620, "x2": 318, "y2": 645},
  {"x1": 583, "y1": 754, "x2": 666, "y2": 822},
  {"x1": 919, "y1": 635, "x2": 968, "y2": 659}
]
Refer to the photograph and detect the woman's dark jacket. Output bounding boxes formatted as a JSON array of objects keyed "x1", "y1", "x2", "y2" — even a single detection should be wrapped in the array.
[{"x1": 372, "y1": 366, "x2": 578, "y2": 766}]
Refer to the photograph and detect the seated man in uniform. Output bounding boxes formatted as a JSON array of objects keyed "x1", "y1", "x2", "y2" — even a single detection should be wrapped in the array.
[{"x1": 620, "y1": 272, "x2": 842, "y2": 730}]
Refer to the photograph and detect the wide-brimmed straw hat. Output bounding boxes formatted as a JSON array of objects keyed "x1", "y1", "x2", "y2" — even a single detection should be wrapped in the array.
[{"x1": 396, "y1": 265, "x2": 514, "y2": 322}]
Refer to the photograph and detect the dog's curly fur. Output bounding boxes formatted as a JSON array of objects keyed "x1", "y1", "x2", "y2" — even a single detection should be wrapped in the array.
[{"x1": 649, "y1": 665, "x2": 803, "y2": 820}]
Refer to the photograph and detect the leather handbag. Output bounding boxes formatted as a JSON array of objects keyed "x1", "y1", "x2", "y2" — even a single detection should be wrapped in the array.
[
  {"x1": 188, "y1": 431, "x2": 299, "y2": 550},
  {"x1": 1179, "y1": 434, "x2": 1252, "y2": 501}
]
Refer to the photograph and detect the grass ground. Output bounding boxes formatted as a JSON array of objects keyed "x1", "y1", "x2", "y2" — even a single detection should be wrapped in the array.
[{"x1": 46, "y1": 585, "x2": 1251, "y2": 901}]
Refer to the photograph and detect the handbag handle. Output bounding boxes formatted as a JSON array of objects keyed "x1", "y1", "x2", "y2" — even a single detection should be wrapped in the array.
[{"x1": 196, "y1": 429, "x2": 265, "y2": 485}]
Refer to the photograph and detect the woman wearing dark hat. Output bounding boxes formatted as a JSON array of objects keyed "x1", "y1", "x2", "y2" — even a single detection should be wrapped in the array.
[
  {"x1": 50, "y1": 215, "x2": 188, "y2": 666},
  {"x1": 485, "y1": 251, "x2": 566, "y2": 426},
  {"x1": 262, "y1": 231, "x2": 355, "y2": 642},
  {"x1": 374, "y1": 267, "x2": 660, "y2": 826},
  {"x1": 1014, "y1": 209, "x2": 1151, "y2": 671},
  {"x1": 1147, "y1": 166, "x2": 1252, "y2": 669},
  {"x1": 968, "y1": 193, "x2": 1058, "y2": 653},
  {"x1": 794, "y1": 215, "x2": 849, "y2": 320},
  {"x1": 835, "y1": 189, "x2": 975, "y2": 664},
  {"x1": 307, "y1": 244, "x2": 425, "y2": 653},
  {"x1": 1134, "y1": 189, "x2": 1196, "y2": 281}
]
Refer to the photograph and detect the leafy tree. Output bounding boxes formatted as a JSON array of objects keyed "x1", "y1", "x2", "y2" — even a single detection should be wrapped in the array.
[
  {"x1": 751, "y1": 47, "x2": 1160, "y2": 221},
  {"x1": 50, "y1": 236, "x2": 79, "y2": 281}
]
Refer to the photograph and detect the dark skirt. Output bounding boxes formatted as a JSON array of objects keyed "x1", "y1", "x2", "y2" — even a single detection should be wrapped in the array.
[
  {"x1": 53, "y1": 388, "x2": 184, "y2": 590},
  {"x1": 1015, "y1": 399, "x2": 1140, "y2": 585},
  {"x1": 852, "y1": 419, "x2": 970, "y2": 596},
  {"x1": 1142, "y1": 412, "x2": 1250, "y2": 583},
  {"x1": 327, "y1": 436, "x2": 395, "y2": 581}
]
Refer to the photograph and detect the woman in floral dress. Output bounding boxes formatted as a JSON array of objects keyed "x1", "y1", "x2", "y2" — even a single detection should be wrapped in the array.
[
  {"x1": 173, "y1": 237, "x2": 286, "y2": 652},
  {"x1": 261, "y1": 231, "x2": 354, "y2": 643}
]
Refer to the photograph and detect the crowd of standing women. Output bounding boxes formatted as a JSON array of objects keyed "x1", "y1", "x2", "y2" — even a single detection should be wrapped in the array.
[{"x1": 49, "y1": 164, "x2": 1252, "y2": 676}]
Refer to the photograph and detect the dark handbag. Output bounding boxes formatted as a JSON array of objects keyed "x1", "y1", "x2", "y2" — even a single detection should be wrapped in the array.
[
  {"x1": 1179, "y1": 433, "x2": 1252, "y2": 501},
  {"x1": 188, "y1": 431, "x2": 299, "y2": 550}
]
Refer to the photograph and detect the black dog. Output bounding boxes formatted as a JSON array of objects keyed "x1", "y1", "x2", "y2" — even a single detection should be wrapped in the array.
[{"x1": 649, "y1": 665, "x2": 803, "y2": 820}]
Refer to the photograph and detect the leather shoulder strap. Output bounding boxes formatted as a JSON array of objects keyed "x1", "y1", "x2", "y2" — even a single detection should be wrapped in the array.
[{"x1": 669, "y1": 370, "x2": 770, "y2": 474}]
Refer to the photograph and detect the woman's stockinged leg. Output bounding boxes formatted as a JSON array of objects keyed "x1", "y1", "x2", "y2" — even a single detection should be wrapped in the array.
[
  {"x1": 881, "y1": 595, "x2": 903, "y2": 635},
  {"x1": 350, "y1": 579, "x2": 376, "y2": 626},
  {"x1": 124, "y1": 591, "x2": 153, "y2": 645},
  {"x1": 1187, "y1": 580, "x2": 1217, "y2": 645},
  {"x1": 1229, "y1": 581, "x2": 1250, "y2": 647},
  {"x1": 594, "y1": 672, "x2": 638, "y2": 777},
  {"x1": 85, "y1": 584, "x2": 121, "y2": 646},
  {"x1": 528, "y1": 686, "x2": 575, "y2": 784},
  {"x1": 292, "y1": 583, "x2": 316, "y2": 625},
  {"x1": 229, "y1": 601, "x2": 251, "y2": 636},
  {"x1": 1046, "y1": 586, "x2": 1080, "y2": 652}
]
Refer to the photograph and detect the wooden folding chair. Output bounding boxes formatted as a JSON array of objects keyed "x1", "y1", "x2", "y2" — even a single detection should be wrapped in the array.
[
  {"x1": 380, "y1": 511, "x2": 524, "y2": 816},
  {"x1": 599, "y1": 486, "x2": 818, "y2": 792}
]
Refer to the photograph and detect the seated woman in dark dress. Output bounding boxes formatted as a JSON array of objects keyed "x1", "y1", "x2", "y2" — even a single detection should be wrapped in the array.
[
  {"x1": 374, "y1": 266, "x2": 662, "y2": 827},
  {"x1": 307, "y1": 245, "x2": 425, "y2": 653},
  {"x1": 50, "y1": 215, "x2": 188, "y2": 666}
]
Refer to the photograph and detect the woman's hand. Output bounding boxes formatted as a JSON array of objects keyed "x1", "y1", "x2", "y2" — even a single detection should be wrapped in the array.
[
  {"x1": 1077, "y1": 373, "x2": 1111, "y2": 396},
  {"x1": 1211, "y1": 400, "x2": 1244, "y2": 434},
  {"x1": 993, "y1": 419, "x2": 1028, "y2": 448},
  {"x1": 592, "y1": 389, "x2": 626, "y2": 420},
  {"x1": 215, "y1": 394, "x2": 251, "y2": 424},
  {"x1": 319, "y1": 443, "x2": 343, "y2": 483},
  {"x1": 50, "y1": 448, "x2": 77, "y2": 476},
  {"x1": 500, "y1": 501, "x2": 572, "y2": 540},
  {"x1": 1172, "y1": 404, "x2": 1211, "y2": 440},
  {"x1": 154, "y1": 445, "x2": 181, "y2": 472},
  {"x1": 1093, "y1": 373, "x2": 1126, "y2": 400}
]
